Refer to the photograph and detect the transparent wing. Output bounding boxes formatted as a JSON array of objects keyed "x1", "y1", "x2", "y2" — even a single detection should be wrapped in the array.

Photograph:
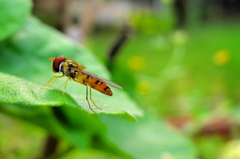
[{"x1": 71, "y1": 67, "x2": 123, "y2": 89}]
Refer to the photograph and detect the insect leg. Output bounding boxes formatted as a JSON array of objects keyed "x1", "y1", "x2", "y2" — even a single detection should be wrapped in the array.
[
  {"x1": 58, "y1": 76, "x2": 70, "y2": 89},
  {"x1": 90, "y1": 88, "x2": 102, "y2": 110},
  {"x1": 58, "y1": 76, "x2": 71, "y2": 95},
  {"x1": 41, "y1": 75, "x2": 64, "y2": 87},
  {"x1": 86, "y1": 86, "x2": 96, "y2": 113}
]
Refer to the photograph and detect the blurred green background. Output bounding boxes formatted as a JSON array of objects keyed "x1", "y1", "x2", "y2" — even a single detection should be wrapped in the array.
[{"x1": 1, "y1": 0, "x2": 240, "y2": 158}]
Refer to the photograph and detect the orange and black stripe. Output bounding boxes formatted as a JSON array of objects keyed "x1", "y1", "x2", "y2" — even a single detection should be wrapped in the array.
[{"x1": 75, "y1": 72, "x2": 113, "y2": 96}]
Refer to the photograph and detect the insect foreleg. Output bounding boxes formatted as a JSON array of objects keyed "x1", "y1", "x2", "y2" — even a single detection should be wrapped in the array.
[{"x1": 41, "y1": 74, "x2": 64, "y2": 87}]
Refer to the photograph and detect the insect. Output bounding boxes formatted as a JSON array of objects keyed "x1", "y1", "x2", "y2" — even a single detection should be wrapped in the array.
[{"x1": 42, "y1": 56, "x2": 122, "y2": 113}]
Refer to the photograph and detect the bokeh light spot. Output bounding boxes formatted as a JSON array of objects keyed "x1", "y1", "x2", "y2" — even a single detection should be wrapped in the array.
[
  {"x1": 127, "y1": 56, "x2": 147, "y2": 71},
  {"x1": 136, "y1": 80, "x2": 152, "y2": 95},
  {"x1": 214, "y1": 50, "x2": 230, "y2": 66}
]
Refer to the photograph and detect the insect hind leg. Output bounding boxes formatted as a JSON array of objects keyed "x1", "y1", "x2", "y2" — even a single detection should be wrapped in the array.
[
  {"x1": 86, "y1": 86, "x2": 96, "y2": 113},
  {"x1": 89, "y1": 87, "x2": 102, "y2": 110}
]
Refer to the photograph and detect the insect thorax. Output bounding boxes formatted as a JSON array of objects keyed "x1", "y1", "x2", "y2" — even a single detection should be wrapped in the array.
[{"x1": 62, "y1": 60, "x2": 78, "y2": 78}]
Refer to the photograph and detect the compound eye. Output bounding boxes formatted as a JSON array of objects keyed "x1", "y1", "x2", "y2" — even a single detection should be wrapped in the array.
[{"x1": 52, "y1": 56, "x2": 65, "y2": 72}]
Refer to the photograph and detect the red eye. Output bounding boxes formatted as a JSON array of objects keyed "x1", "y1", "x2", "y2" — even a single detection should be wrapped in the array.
[{"x1": 52, "y1": 56, "x2": 65, "y2": 72}]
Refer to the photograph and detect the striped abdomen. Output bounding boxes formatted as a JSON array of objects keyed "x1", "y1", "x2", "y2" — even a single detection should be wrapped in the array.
[{"x1": 75, "y1": 72, "x2": 113, "y2": 96}]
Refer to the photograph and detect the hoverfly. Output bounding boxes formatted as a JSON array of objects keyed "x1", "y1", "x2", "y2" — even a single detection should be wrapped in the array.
[{"x1": 42, "y1": 56, "x2": 122, "y2": 113}]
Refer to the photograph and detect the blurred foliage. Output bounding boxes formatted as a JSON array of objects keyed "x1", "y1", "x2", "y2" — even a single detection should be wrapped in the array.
[
  {"x1": 220, "y1": 139, "x2": 240, "y2": 159},
  {"x1": 0, "y1": 0, "x2": 196, "y2": 159},
  {"x1": 130, "y1": 2, "x2": 174, "y2": 35},
  {"x1": 89, "y1": 8, "x2": 240, "y2": 159},
  {"x1": 0, "y1": 0, "x2": 31, "y2": 40}
]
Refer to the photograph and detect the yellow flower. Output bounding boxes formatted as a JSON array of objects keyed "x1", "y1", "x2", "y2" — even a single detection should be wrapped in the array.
[
  {"x1": 127, "y1": 56, "x2": 146, "y2": 71},
  {"x1": 214, "y1": 50, "x2": 230, "y2": 66}
]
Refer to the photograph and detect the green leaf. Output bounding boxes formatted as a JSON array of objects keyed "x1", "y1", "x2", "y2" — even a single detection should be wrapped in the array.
[
  {"x1": 0, "y1": 72, "x2": 101, "y2": 149},
  {"x1": 0, "y1": 16, "x2": 142, "y2": 120},
  {"x1": 0, "y1": 72, "x2": 77, "y2": 107},
  {"x1": 0, "y1": 104, "x2": 95, "y2": 149},
  {"x1": 0, "y1": 0, "x2": 31, "y2": 40},
  {"x1": 100, "y1": 113, "x2": 197, "y2": 159},
  {"x1": 0, "y1": 72, "x2": 107, "y2": 149}
]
